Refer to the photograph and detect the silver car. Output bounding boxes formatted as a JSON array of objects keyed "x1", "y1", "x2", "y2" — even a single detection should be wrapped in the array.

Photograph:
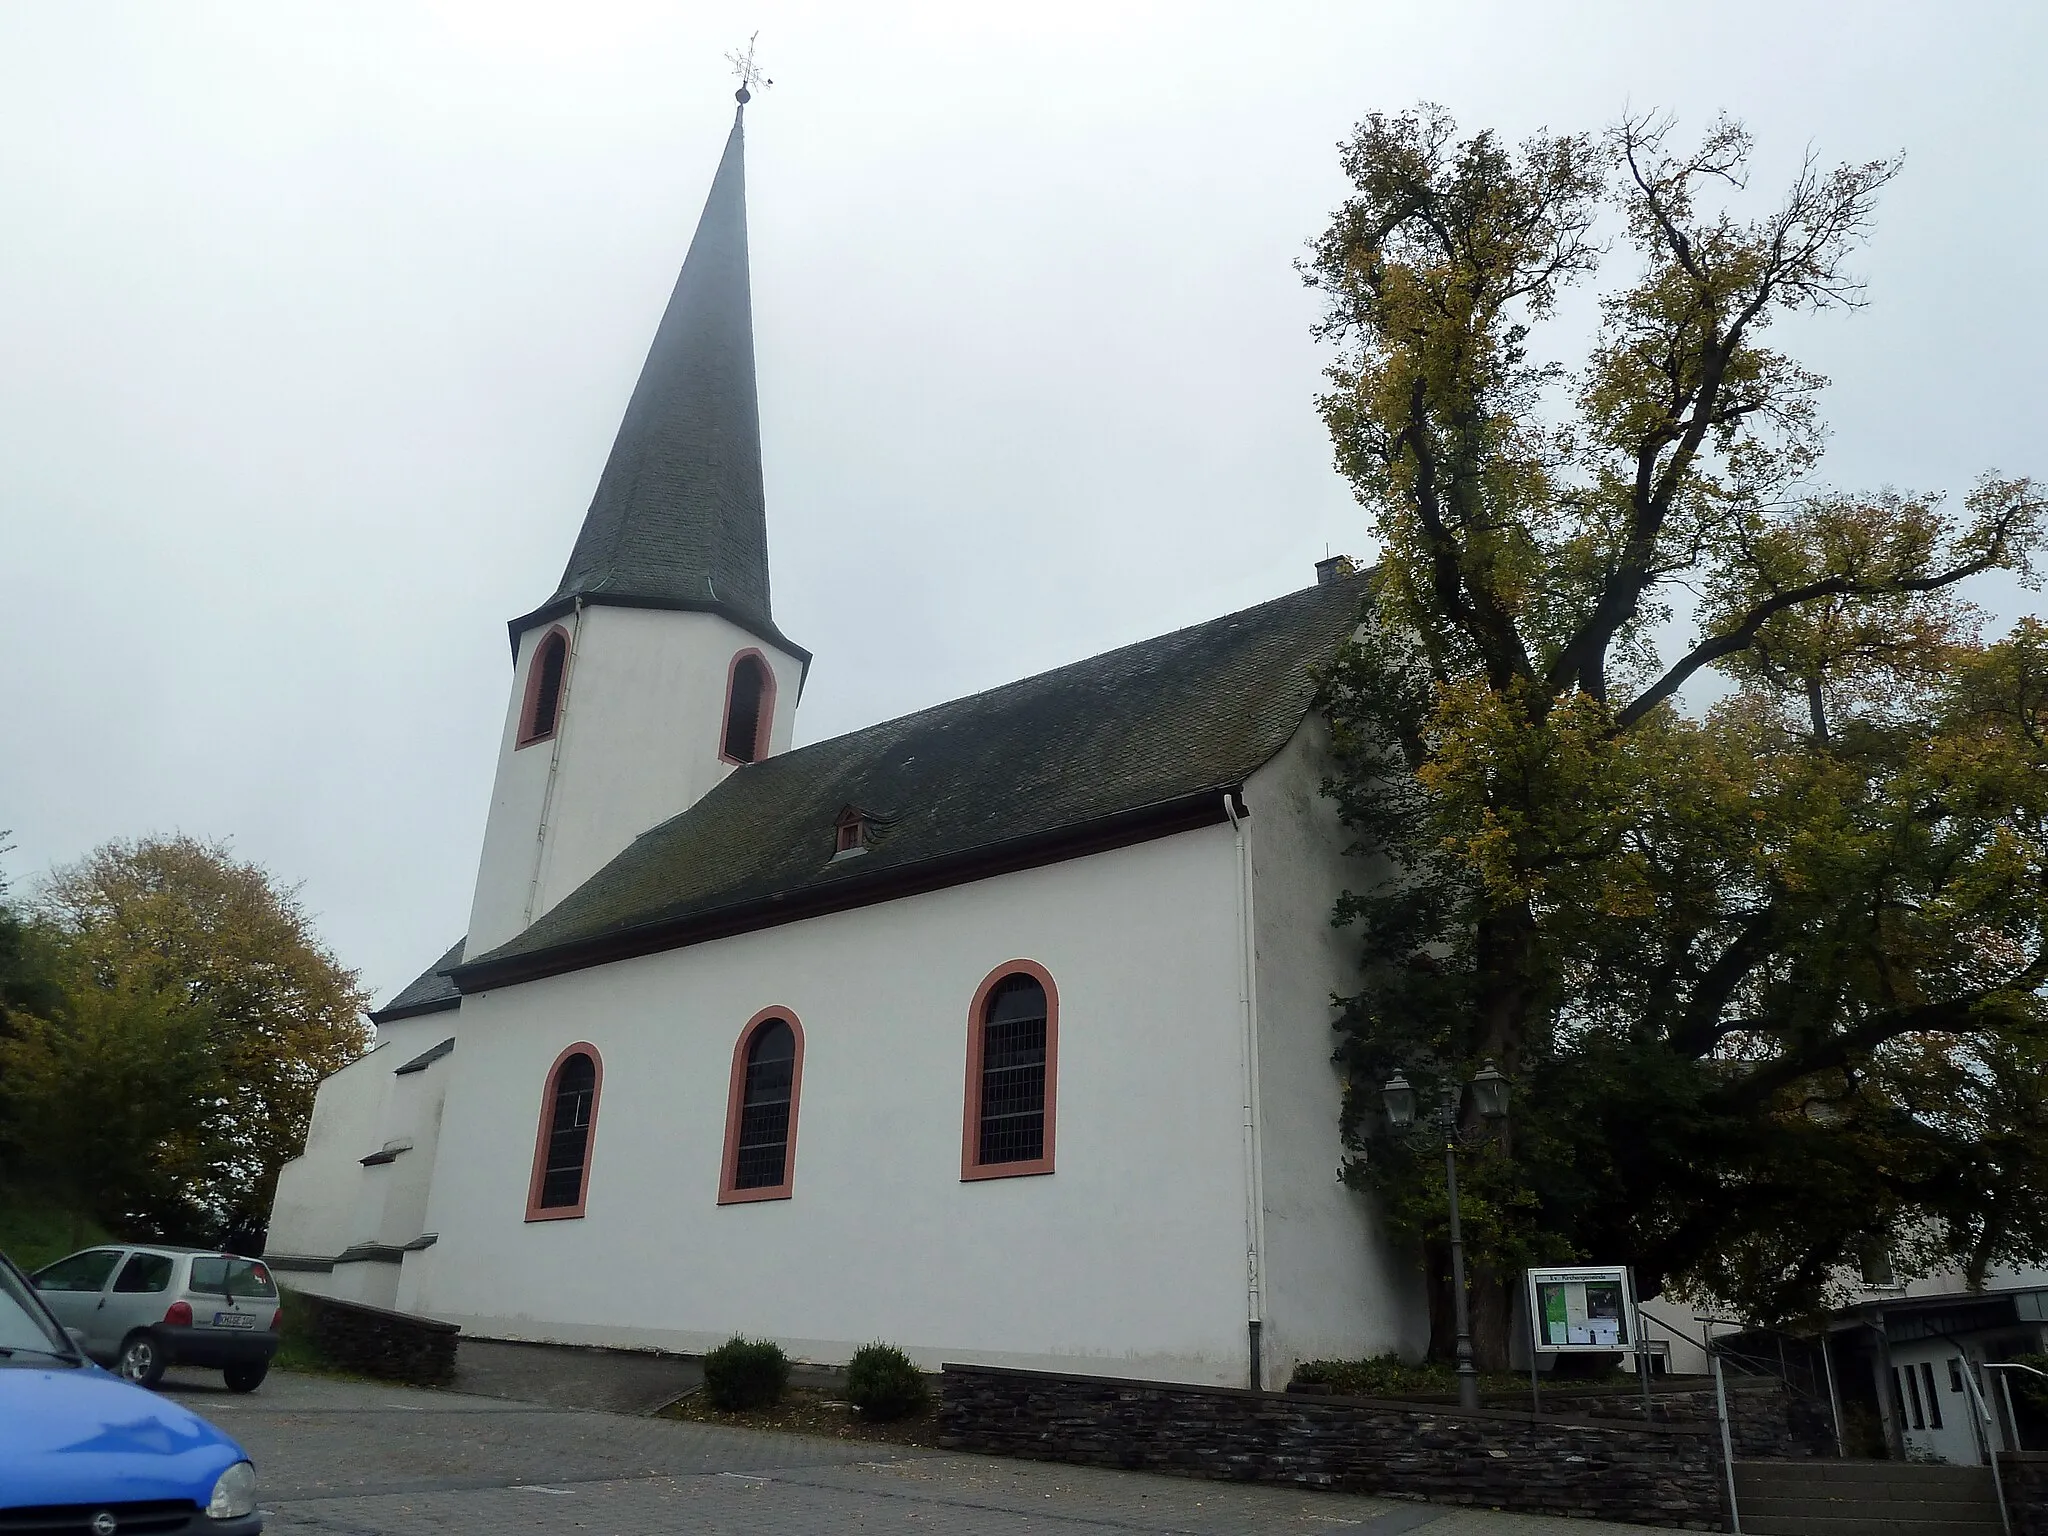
[{"x1": 31, "y1": 1244, "x2": 281, "y2": 1391}]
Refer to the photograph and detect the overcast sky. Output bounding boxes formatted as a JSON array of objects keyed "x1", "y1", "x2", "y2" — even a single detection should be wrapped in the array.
[{"x1": 2, "y1": 1, "x2": 2041, "y2": 1005}]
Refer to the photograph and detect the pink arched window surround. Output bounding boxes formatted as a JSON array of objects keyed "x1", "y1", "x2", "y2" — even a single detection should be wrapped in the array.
[
  {"x1": 961, "y1": 960, "x2": 1058, "y2": 1181},
  {"x1": 719, "y1": 650, "x2": 776, "y2": 765},
  {"x1": 515, "y1": 626, "x2": 573, "y2": 749},
  {"x1": 718, "y1": 1008, "x2": 806, "y2": 1204},
  {"x1": 525, "y1": 1042, "x2": 603, "y2": 1221}
]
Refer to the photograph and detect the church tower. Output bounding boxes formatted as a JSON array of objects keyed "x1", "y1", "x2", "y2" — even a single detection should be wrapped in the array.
[{"x1": 467, "y1": 92, "x2": 807, "y2": 957}]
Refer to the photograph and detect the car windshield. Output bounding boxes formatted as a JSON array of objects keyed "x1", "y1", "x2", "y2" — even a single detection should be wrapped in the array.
[
  {"x1": 188, "y1": 1257, "x2": 277, "y2": 1298},
  {"x1": 0, "y1": 1262, "x2": 74, "y2": 1358}
]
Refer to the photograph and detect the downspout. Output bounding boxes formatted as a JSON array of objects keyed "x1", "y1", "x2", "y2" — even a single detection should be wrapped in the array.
[
  {"x1": 523, "y1": 596, "x2": 584, "y2": 931},
  {"x1": 1224, "y1": 789, "x2": 1269, "y2": 1390}
]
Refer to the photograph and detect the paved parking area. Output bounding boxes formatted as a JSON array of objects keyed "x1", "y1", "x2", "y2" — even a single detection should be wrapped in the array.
[{"x1": 158, "y1": 1369, "x2": 1663, "y2": 1536}]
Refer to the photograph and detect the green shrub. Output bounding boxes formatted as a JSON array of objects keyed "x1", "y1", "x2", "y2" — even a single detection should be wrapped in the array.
[
  {"x1": 703, "y1": 1335, "x2": 789, "y2": 1411},
  {"x1": 844, "y1": 1342, "x2": 930, "y2": 1421},
  {"x1": 1292, "y1": 1353, "x2": 1453, "y2": 1397},
  {"x1": 1292, "y1": 1353, "x2": 1559, "y2": 1398},
  {"x1": 2006, "y1": 1354, "x2": 2048, "y2": 1414}
]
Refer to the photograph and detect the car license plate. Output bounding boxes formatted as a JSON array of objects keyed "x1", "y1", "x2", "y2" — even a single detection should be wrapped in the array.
[{"x1": 214, "y1": 1311, "x2": 255, "y2": 1329}]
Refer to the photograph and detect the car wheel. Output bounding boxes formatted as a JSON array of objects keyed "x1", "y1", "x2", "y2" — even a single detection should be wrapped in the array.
[
  {"x1": 223, "y1": 1362, "x2": 268, "y2": 1393},
  {"x1": 116, "y1": 1331, "x2": 166, "y2": 1388}
]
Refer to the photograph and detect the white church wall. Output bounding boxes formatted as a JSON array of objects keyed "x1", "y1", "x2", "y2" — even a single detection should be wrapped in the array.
[
  {"x1": 467, "y1": 606, "x2": 803, "y2": 955},
  {"x1": 269, "y1": 1021, "x2": 417, "y2": 1258},
  {"x1": 1244, "y1": 718, "x2": 1431, "y2": 1381},
  {"x1": 417, "y1": 828, "x2": 1262, "y2": 1385},
  {"x1": 365, "y1": 1053, "x2": 451, "y2": 1252},
  {"x1": 311, "y1": 1257, "x2": 402, "y2": 1310},
  {"x1": 267, "y1": 1012, "x2": 449, "y2": 1294}
]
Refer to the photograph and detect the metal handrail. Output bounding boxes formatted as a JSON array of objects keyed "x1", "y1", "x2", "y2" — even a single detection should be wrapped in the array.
[
  {"x1": 1982, "y1": 1363, "x2": 2042, "y2": 1459},
  {"x1": 1959, "y1": 1361, "x2": 2012, "y2": 1536}
]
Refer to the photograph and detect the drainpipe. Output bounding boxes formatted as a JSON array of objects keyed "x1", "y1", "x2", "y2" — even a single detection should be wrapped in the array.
[
  {"x1": 524, "y1": 595, "x2": 584, "y2": 930},
  {"x1": 1224, "y1": 789, "x2": 1268, "y2": 1390}
]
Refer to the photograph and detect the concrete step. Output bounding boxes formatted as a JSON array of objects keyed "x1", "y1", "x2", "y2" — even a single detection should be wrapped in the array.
[
  {"x1": 1734, "y1": 1459, "x2": 2002, "y2": 1536},
  {"x1": 1738, "y1": 1460, "x2": 1996, "y2": 1489},
  {"x1": 1742, "y1": 1518, "x2": 2002, "y2": 1536},
  {"x1": 1744, "y1": 1507, "x2": 1998, "y2": 1531}
]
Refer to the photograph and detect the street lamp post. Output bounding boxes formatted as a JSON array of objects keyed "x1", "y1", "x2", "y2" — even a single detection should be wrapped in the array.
[{"x1": 1384, "y1": 1061, "x2": 1511, "y2": 1413}]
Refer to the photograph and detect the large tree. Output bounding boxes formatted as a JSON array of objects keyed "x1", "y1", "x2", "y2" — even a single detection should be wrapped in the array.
[
  {"x1": 4, "y1": 835, "x2": 370, "y2": 1240},
  {"x1": 1308, "y1": 107, "x2": 2047, "y2": 1358}
]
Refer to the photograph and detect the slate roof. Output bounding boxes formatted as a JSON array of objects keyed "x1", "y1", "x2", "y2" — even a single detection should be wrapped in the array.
[
  {"x1": 370, "y1": 939, "x2": 464, "y2": 1023},
  {"x1": 393, "y1": 1037, "x2": 456, "y2": 1076},
  {"x1": 454, "y1": 574, "x2": 1369, "y2": 989},
  {"x1": 514, "y1": 109, "x2": 794, "y2": 656}
]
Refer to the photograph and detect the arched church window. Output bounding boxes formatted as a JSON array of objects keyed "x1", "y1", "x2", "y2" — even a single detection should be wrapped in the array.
[
  {"x1": 517, "y1": 627, "x2": 571, "y2": 748},
  {"x1": 719, "y1": 1009, "x2": 805, "y2": 1203},
  {"x1": 527, "y1": 1044, "x2": 602, "y2": 1220},
  {"x1": 721, "y1": 651, "x2": 775, "y2": 764},
  {"x1": 962, "y1": 962, "x2": 1058, "y2": 1180}
]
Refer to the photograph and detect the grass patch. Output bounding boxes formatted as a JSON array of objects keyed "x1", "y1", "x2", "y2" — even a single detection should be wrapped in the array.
[
  {"x1": 0, "y1": 1192, "x2": 110, "y2": 1272},
  {"x1": 270, "y1": 1286, "x2": 376, "y2": 1382},
  {"x1": 658, "y1": 1383, "x2": 941, "y2": 1447}
]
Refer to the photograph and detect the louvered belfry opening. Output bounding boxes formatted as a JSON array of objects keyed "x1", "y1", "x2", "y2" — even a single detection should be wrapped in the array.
[
  {"x1": 528, "y1": 632, "x2": 567, "y2": 741},
  {"x1": 977, "y1": 975, "x2": 1049, "y2": 1165},
  {"x1": 724, "y1": 654, "x2": 768, "y2": 761},
  {"x1": 538, "y1": 1052, "x2": 596, "y2": 1208},
  {"x1": 733, "y1": 1018, "x2": 795, "y2": 1188}
]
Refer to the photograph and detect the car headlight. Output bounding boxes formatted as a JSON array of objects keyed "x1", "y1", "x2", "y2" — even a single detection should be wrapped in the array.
[{"x1": 207, "y1": 1459, "x2": 258, "y2": 1520}]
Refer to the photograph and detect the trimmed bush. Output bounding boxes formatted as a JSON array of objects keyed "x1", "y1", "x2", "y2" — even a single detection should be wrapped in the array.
[
  {"x1": 703, "y1": 1335, "x2": 789, "y2": 1411},
  {"x1": 1291, "y1": 1352, "x2": 1583, "y2": 1398},
  {"x1": 845, "y1": 1342, "x2": 930, "y2": 1421},
  {"x1": 1292, "y1": 1352, "x2": 1445, "y2": 1397}
]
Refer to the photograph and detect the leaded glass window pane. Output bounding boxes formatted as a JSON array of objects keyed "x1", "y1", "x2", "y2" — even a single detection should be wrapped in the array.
[
  {"x1": 539, "y1": 1052, "x2": 596, "y2": 1208},
  {"x1": 977, "y1": 975, "x2": 1046, "y2": 1165},
  {"x1": 733, "y1": 1020, "x2": 795, "y2": 1189}
]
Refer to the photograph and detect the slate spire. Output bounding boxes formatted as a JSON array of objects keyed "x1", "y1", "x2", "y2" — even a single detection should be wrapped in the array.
[{"x1": 539, "y1": 103, "x2": 777, "y2": 639}]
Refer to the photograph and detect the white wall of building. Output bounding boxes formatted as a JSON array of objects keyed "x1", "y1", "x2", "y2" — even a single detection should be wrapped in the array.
[
  {"x1": 408, "y1": 828, "x2": 1271, "y2": 1385},
  {"x1": 467, "y1": 606, "x2": 804, "y2": 955},
  {"x1": 1244, "y1": 719, "x2": 1429, "y2": 1381},
  {"x1": 270, "y1": 1016, "x2": 432, "y2": 1256},
  {"x1": 268, "y1": 1011, "x2": 455, "y2": 1310},
  {"x1": 1889, "y1": 1337, "x2": 2006, "y2": 1464},
  {"x1": 1636, "y1": 1297, "x2": 1713, "y2": 1375}
]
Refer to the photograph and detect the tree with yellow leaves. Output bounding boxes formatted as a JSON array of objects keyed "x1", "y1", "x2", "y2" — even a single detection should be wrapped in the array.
[
  {"x1": 1309, "y1": 107, "x2": 2047, "y2": 1361},
  {"x1": 1, "y1": 835, "x2": 369, "y2": 1243}
]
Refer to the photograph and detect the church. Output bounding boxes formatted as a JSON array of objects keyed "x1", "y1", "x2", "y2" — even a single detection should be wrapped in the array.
[{"x1": 265, "y1": 90, "x2": 1426, "y2": 1390}]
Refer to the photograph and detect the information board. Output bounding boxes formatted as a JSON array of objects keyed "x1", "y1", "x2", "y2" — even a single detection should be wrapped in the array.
[{"x1": 1526, "y1": 1265, "x2": 1635, "y2": 1353}]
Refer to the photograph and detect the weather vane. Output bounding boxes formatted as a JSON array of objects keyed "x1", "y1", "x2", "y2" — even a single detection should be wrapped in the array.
[{"x1": 726, "y1": 32, "x2": 772, "y2": 106}]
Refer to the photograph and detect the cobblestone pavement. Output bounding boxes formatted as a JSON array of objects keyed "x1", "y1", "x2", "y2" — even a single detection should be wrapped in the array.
[
  {"x1": 449, "y1": 1338, "x2": 705, "y2": 1414},
  {"x1": 157, "y1": 1370, "x2": 1665, "y2": 1536},
  {"x1": 446, "y1": 1336, "x2": 844, "y2": 1414}
]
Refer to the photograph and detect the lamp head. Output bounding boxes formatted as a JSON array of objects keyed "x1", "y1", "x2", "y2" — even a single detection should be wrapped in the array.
[
  {"x1": 1381, "y1": 1071, "x2": 1417, "y2": 1132},
  {"x1": 1471, "y1": 1060, "x2": 1511, "y2": 1121}
]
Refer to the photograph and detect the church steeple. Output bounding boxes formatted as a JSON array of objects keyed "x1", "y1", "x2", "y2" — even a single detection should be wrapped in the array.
[
  {"x1": 516, "y1": 102, "x2": 791, "y2": 653},
  {"x1": 469, "y1": 90, "x2": 807, "y2": 958}
]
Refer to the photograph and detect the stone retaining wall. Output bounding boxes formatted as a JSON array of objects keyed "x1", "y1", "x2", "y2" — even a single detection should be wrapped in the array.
[
  {"x1": 286, "y1": 1287, "x2": 458, "y2": 1386},
  {"x1": 1294, "y1": 1376, "x2": 1813, "y2": 1459},
  {"x1": 940, "y1": 1364, "x2": 1729, "y2": 1529},
  {"x1": 2005, "y1": 1452, "x2": 2048, "y2": 1536},
  {"x1": 1523, "y1": 1379, "x2": 1824, "y2": 1459}
]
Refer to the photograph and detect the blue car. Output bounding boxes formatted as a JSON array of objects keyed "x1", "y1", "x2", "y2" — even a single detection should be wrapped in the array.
[{"x1": 0, "y1": 1248, "x2": 262, "y2": 1532}]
